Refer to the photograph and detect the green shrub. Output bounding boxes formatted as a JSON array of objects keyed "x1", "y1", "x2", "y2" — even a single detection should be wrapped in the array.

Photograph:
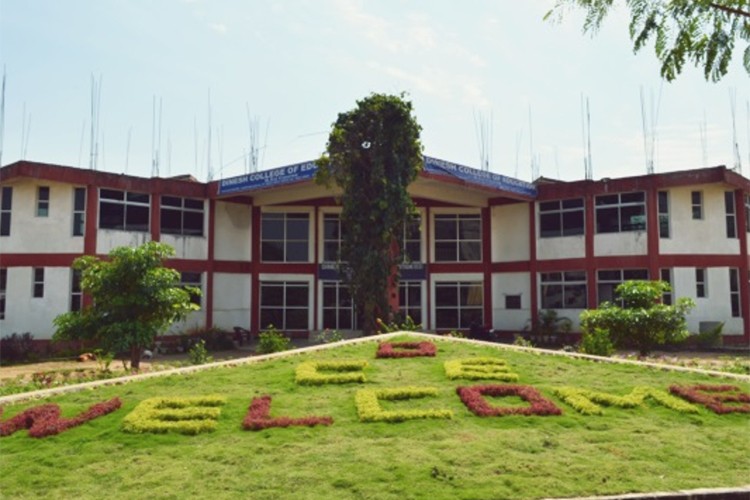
[
  {"x1": 314, "y1": 329, "x2": 344, "y2": 344},
  {"x1": 552, "y1": 386, "x2": 698, "y2": 415},
  {"x1": 296, "y1": 360, "x2": 368, "y2": 385},
  {"x1": 695, "y1": 322, "x2": 724, "y2": 349},
  {"x1": 122, "y1": 396, "x2": 226, "y2": 434},
  {"x1": 257, "y1": 325, "x2": 292, "y2": 354},
  {"x1": 579, "y1": 326, "x2": 614, "y2": 357},
  {"x1": 355, "y1": 387, "x2": 453, "y2": 423},
  {"x1": 188, "y1": 340, "x2": 213, "y2": 365},
  {"x1": 0, "y1": 333, "x2": 35, "y2": 365},
  {"x1": 444, "y1": 358, "x2": 519, "y2": 381}
]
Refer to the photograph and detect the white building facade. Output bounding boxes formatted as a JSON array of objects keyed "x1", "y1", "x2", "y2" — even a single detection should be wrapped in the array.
[{"x1": 1, "y1": 159, "x2": 748, "y2": 347}]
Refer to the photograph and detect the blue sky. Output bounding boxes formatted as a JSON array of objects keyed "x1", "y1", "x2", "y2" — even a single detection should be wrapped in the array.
[{"x1": 1, "y1": 0, "x2": 748, "y2": 182}]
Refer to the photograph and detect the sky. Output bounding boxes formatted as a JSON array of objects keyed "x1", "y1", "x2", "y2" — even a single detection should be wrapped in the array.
[{"x1": 0, "y1": 0, "x2": 748, "y2": 183}]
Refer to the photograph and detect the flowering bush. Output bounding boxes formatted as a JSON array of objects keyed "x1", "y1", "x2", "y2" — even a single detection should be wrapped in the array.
[
  {"x1": 0, "y1": 398, "x2": 122, "y2": 438},
  {"x1": 444, "y1": 358, "x2": 519, "y2": 381},
  {"x1": 669, "y1": 384, "x2": 750, "y2": 414},
  {"x1": 376, "y1": 342, "x2": 436, "y2": 358},
  {"x1": 242, "y1": 395, "x2": 333, "y2": 430},
  {"x1": 355, "y1": 386, "x2": 453, "y2": 422},
  {"x1": 457, "y1": 385, "x2": 561, "y2": 417},
  {"x1": 553, "y1": 386, "x2": 698, "y2": 415},
  {"x1": 295, "y1": 360, "x2": 368, "y2": 385},
  {"x1": 122, "y1": 395, "x2": 226, "y2": 435}
]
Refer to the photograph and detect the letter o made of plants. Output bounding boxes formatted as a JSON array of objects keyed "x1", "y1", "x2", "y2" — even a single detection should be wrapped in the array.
[{"x1": 457, "y1": 385, "x2": 562, "y2": 417}]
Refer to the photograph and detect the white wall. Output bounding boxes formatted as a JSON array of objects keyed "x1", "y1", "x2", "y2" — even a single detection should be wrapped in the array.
[
  {"x1": 491, "y1": 272, "x2": 530, "y2": 331},
  {"x1": 537, "y1": 235, "x2": 586, "y2": 260},
  {"x1": 161, "y1": 233, "x2": 208, "y2": 260},
  {"x1": 491, "y1": 204, "x2": 530, "y2": 262},
  {"x1": 212, "y1": 272, "x2": 251, "y2": 330},
  {"x1": 97, "y1": 230, "x2": 152, "y2": 254},
  {"x1": 2, "y1": 181, "x2": 85, "y2": 254},
  {"x1": 672, "y1": 266, "x2": 744, "y2": 336},
  {"x1": 660, "y1": 185, "x2": 740, "y2": 255},
  {"x1": 1, "y1": 267, "x2": 71, "y2": 340},
  {"x1": 214, "y1": 201, "x2": 251, "y2": 261},
  {"x1": 594, "y1": 231, "x2": 648, "y2": 256}
]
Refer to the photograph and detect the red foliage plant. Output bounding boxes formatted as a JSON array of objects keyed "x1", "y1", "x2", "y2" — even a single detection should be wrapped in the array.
[
  {"x1": 669, "y1": 384, "x2": 750, "y2": 414},
  {"x1": 376, "y1": 341, "x2": 437, "y2": 359},
  {"x1": 457, "y1": 385, "x2": 562, "y2": 417},
  {"x1": 242, "y1": 395, "x2": 333, "y2": 431},
  {"x1": 0, "y1": 398, "x2": 122, "y2": 438}
]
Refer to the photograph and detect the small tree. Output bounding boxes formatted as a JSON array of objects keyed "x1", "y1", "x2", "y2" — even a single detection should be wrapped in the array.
[
  {"x1": 54, "y1": 242, "x2": 199, "y2": 370},
  {"x1": 580, "y1": 280, "x2": 694, "y2": 356},
  {"x1": 315, "y1": 93, "x2": 423, "y2": 335}
]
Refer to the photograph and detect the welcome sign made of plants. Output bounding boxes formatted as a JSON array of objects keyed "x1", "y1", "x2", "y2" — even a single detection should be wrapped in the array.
[{"x1": 1, "y1": 340, "x2": 749, "y2": 438}]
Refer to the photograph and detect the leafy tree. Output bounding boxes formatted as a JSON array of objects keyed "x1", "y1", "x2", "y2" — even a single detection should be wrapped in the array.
[
  {"x1": 316, "y1": 93, "x2": 423, "y2": 335},
  {"x1": 54, "y1": 242, "x2": 199, "y2": 369},
  {"x1": 545, "y1": 0, "x2": 750, "y2": 81},
  {"x1": 580, "y1": 280, "x2": 695, "y2": 356}
]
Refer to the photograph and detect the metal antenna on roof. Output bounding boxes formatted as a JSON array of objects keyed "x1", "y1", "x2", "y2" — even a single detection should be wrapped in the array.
[
  {"x1": 580, "y1": 94, "x2": 593, "y2": 180},
  {"x1": 151, "y1": 95, "x2": 163, "y2": 177},
  {"x1": 193, "y1": 115, "x2": 199, "y2": 175},
  {"x1": 514, "y1": 130, "x2": 523, "y2": 178},
  {"x1": 473, "y1": 109, "x2": 492, "y2": 171},
  {"x1": 89, "y1": 74, "x2": 102, "y2": 170},
  {"x1": 0, "y1": 66, "x2": 5, "y2": 166},
  {"x1": 218, "y1": 124, "x2": 225, "y2": 179},
  {"x1": 77, "y1": 120, "x2": 86, "y2": 168},
  {"x1": 246, "y1": 103, "x2": 260, "y2": 174},
  {"x1": 20, "y1": 102, "x2": 31, "y2": 160},
  {"x1": 698, "y1": 110, "x2": 708, "y2": 168},
  {"x1": 166, "y1": 133, "x2": 172, "y2": 177},
  {"x1": 528, "y1": 106, "x2": 539, "y2": 180},
  {"x1": 729, "y1": 88, "x2": 742, "y2": 174},
  {"x1": 639, "y1": 83, "x2": 662, "y2": 175},
  {"x1": 207, "y1": 89, "x2": 213, "y2": 181}
]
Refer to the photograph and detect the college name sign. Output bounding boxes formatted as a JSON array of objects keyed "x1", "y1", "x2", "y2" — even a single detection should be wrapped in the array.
[
  {"x1": 423, "y1": 156, "x2": 537, "y2": 197},
  {"x1": 218, "y1": 161, "x2": 318, "y2": 195}
]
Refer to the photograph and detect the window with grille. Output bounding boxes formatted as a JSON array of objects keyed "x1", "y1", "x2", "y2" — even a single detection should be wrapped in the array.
[
  {"x1": 261, "y1": 212, "x2": 309, "y2": 262},
  {"x1": 259, "y1": 281, "x2": 309, "y2": 330},
  {"x1": 434, "y1": 214, "x2": 481, "y2": 262},
  {"x1": 539, "y1": 198, "x2": 584, "y2": 237},
  {"x1": 99, "y1": 189, "x2": 150, "y2": 232},
  {"x1": 540, "y1": 271, "x2": 587, "y2": 309},
  {"x1": 434, "y1": 281, "x2": 483, "y2": 330},
  {"x1": 595, "y1": 192, "x2": 646, "y2": 233},
  {"x1": 161, "y1": 196, "x2": 204, "y2": 236}
]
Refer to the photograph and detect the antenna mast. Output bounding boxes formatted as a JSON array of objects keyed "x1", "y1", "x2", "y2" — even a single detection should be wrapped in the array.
[
  {"x1": 207, "y1": 90, "x2": 213, "y2": 181},
  {"x1": 729, "y1": 88, "x2": 742, "y2": 174},
  {"x1": 89, "y1": 74, "x2": 102, "y2": 170},
  {"x1": 699, "y1": 110, "x2": 708, "y2": 167},
  {"x1": 151, "y1": 96, "x2": 163, "y2": 177},
  {"x1": 528, "y1": 106, "x2": 539, "y2": 180},
  {"x1": 473, "y1": 109, "x2": 492, "y2": 171},
  {"x1": 246, "y1": 103, "x2": 260, "y2": 173},
  {"x1": 581, "y1": 94, "x2": 593, "y2": 180},
  {"x1": 20, "y1": 102, "x2": 31, "y2": 160}
]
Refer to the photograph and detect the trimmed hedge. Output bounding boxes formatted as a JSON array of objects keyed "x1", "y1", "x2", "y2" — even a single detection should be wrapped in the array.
[
  {"x1": 242, "y1": 395, "x2": 333, "y2": 430},
  {"x1": 0, "y1": 398, "x2": 122, "y2": 438},
  {"x1": 295, "y1": 360, "x2": 368, "y2": 385},
  {"x1": 457, "y1": 385, "x2": 561, "y2": 417},
  {"x1": 355, "y1": 386, "x2": 453, "y2": 422},
  {"x1": 122, "y1": 396, "x2": 226, "y2": 435},
  {"x1": 553, "y1": 386, "x2": 699, "y2": 415},
  {"x1": 669, "y1": 384, "x2": 750, "y2": 414},
  {"x1": 444, "y1": 357, "x2": 519, "y2": 381},
  {"x1": 376, "y1": 342, "x2": 437, "y2": 358}
]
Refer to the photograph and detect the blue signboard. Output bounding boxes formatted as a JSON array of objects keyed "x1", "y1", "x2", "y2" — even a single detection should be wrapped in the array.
[
  {"x1": 218, "y1": 156, "x2": 536, "y2": 198},
  {"x1": 423, "y1": 156, "x2": 536, "y2": 197},
  {"x1": 218, "y1": 160, "x2": 318, "y2": 195}
]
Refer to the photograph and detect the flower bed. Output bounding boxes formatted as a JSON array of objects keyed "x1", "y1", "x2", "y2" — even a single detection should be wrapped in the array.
[
  {"x1": 242, "y1": 395, "x2": 333, "y2": 430},
  {"x1": 355, "y1": 386, "x2": 453, "y2": 422},
  {"x1": 376, "y1": 342, "x2": 436, "y2": 358},
  {"x1": 553, "y1": 386, "x2": 698, "y2": 415},
  {"x1": 457, "y1": 385, "x2": 561, "y2": 417},
  {"x1": 444, "y1": 357, "x2": 519, "y2": 381},
  {"x1": 295, "y1": 360, "x2": 368, "y2": 385},
  {"x1": 122, "y1": 395, "x2": 226, "y2": 435},
  {"x1": 669, "y1": 384, "x2": 750, "y2": 414},
  {"x1": 0, "y1": 398, "x2": 122, "y2": 438}
]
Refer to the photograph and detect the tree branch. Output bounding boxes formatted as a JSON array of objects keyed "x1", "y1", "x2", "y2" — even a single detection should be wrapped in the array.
[{"x1": 708, "y1": 2, "x2": 750, "y2": 19}]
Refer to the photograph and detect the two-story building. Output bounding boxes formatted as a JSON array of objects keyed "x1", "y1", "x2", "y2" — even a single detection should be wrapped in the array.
[{"x1": 1, "y1": 158, "x2": 748, "y2": 347}]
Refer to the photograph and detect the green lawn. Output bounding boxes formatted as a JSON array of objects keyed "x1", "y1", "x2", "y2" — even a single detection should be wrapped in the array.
[{"x1": 1, "y1": 334, "x2": 749, "y2": 500}]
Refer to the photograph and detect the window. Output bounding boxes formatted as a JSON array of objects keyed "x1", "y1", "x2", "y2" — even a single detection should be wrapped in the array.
[
  {"x1": 539, "y1": 198, "x2": 584, "y2": 237},
  {"x1": 1, "y1": 186, "x2": 12, "y2": 236},
  {"x1": 691, "y1": 191, "x2": 703, "y2": 219},
  {"x1": 402, "y1": 215, "x2": 422, "y2": 262},
  {"x1": 597, "y1": 269, "x2": 648, "y2": 305},
  {"x1": 434, "y1": 281, "x2": 483, "y2": 330},
  {"x1": 434, "y1": 214, "x2": 481, "y2": 262},
  {"x1": 729, "y1": 269, "x2": 741, "y2": 318},
  {"x1": 161, "y1": 196, "x2": 204, "y2": 236},
  {"x1": 540, "y1": 271, "x2": 587, "y2": 309},
  {"x1": 70, "y1": 269, "x2": 82, "y2": 312},
  {"x1": 73, "y1": 187, "x2": 86, "y2": 236},
  {"x1": 725, "y1": 191, "x2": 737, "y2": 238},
  {"x1": 658, "y1": 191, "x2": 670, "y2": 238},
  {"x1": 322, "y1": 213, "x2": 344, "y2": 263},
  {"x1": 595, "y1": 192, "x2": 646, "y2": 233},
  {"x1": 504, "y1": 294, "x2": 521, "y2": 310},
  {"x1": 33, "y1": 267, "x2": 44, "y2": 298},
  {"x1": 180, "y1": 272, "x2": 202, "y2": 306},
  {"x1": 261, "y1": 212, "x2": 309, "y2": 262},
  {"x1": 259, "y1": 281, "x2": 309, "y2": 330},
  {"x1": 745, "y1": 194, "x2": 750, "y2": 233},
  {"x1": 0, "y1": 268, "x2": 6, "y2": 319},
  {"x1": 696, "y1": 268, "x2": 707, "y2": 298},
  {"x1": 99, "y1": 189, "x2": 150, "y2": 232},
  {"x1": 322, "y1": 282, "x2": 356, "y2": 330},
  {"x1": 660, "y1": 268, "x2": 673, "y2": 306},
  {"x1": 36, "y1": 186, "x2": 50, "y2": 217},
  {"x1": 399, "y1": 281, "x2": 422, "y2": 325}
]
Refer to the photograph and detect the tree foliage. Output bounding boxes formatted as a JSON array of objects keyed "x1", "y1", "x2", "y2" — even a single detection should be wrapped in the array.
[
  {"x1": 580, "y1": 280, "x2": 695, "y2": 355},
  {"x1": 316, "y1": 93, "x2": 423, "y2": 335},
  {"x1": 53, "y1": 242, "x2": 199, "y2": 369},
  {"x1": 546, "y1": 0, "x2": 750, "y2": 81}
]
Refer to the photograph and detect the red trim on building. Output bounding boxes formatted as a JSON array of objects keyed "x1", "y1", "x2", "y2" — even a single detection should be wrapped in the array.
[
  {"x1": 150, "y1": 180, "x2": 162, "y2": 242},
  {"x1": 734, "y1": 189, "x2": 749, "y2": 343},
  {"x1": 213, "y1": 261, "x2": 252, "y2": 273},
  {"x1": 482, "y1": 207, "x2": 492, "y2": 327},
  {"x1": 646, "y1": 188, "x2": 660, "y2": 280},
  {"x1": 205, "y1": 199, "x2": 216, "y2": 329},
  {"x1": 84, "y1": 185, "x2": 98, "y2": 256},
  {"x1": 584, "y1": 194, "x2": 597, "y2": 310}
]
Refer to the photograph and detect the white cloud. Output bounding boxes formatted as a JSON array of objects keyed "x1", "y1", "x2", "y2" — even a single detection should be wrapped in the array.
[{"x1": 209, "y1": 22, "x2": 227, "y2": 34}]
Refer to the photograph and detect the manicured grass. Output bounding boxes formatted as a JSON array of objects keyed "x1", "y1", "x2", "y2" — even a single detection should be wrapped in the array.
[{"x1": 1, "y1": 335, "x2": 749, "y2": 499}]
